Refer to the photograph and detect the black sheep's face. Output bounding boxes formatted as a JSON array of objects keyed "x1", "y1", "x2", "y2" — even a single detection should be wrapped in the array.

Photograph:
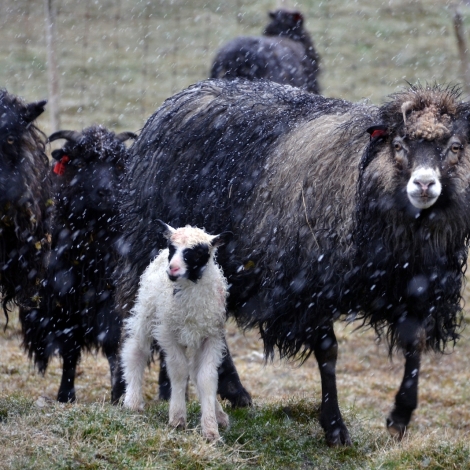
[
  {"x1": 367, "y1": 119, "x2": 470, "y2": 214},
  {"x1": 167, "y1": 241, "x2": 211, "y2": 283},
  {"x1": 266, "y1": 9, "x2": 303, "y2": 35},
  {"x1": 58, "y1": 156, "x2": 124, "y2": 214},
  {"x1": 0, "y1": 97, "x2": 46, "y2": 206},
  {"x1": 392, "y1": 134, "x2": 468, "y2": 211}
]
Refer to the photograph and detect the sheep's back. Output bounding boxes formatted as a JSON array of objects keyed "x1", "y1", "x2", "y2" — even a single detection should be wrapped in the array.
[{"x1": 210, "y1": 36, "x2": 308, "y2": 88}]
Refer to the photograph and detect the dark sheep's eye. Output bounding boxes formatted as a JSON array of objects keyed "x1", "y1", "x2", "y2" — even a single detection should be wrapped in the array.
[
  {"x1": 393, "y1": 141, "x2": 402, "y2": 152},
  {"x1": 451, "y1": 143, "x2": 462, "y2": 153},
  {"x1": 7, "y1": 136, "x2": 15, "y2": 145}
]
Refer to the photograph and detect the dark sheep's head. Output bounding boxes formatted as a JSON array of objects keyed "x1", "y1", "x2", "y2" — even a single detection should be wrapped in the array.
[
  {"x1": 48, "y1": 126, "x2": 136, "y2": 214},
  {"x1": 362, "y1": 85, "x2": 470, "y2": 213},
  {"x1": 264, "y1": 9, "x2": 304, "y2": 38},
  {"x1": 0, "y1": 90, "x2": 47, "y2": 207}
]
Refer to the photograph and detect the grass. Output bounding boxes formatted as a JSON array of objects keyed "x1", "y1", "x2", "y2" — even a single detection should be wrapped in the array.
[
  {"x1": 1, "y1": 309, "x2": 469, "y2": 469},
  {"x1": 1, "y1": 0, "x2": 470, "y2": 467}
]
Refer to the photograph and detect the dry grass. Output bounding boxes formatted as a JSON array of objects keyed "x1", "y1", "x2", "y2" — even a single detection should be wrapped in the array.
[{"x1": 0, "y1": 301, "x2": 469, "y2": 468}]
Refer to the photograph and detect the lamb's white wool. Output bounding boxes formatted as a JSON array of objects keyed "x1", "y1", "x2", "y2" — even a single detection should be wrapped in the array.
[{"x1": 121, "y1": 224, "x2": 230, "y2": 441}]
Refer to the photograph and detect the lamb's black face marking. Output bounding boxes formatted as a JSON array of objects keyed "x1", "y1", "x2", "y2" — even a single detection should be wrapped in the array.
[{"x1": 184, "y1": 243, "x2": 210, "y2": 282}]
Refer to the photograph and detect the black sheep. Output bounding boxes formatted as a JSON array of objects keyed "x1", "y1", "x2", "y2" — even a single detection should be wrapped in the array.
[
  {"x1": 115, "y1": 79, "x2": 470, "y2": 446},
  {"x1": 210, "y1": 9, "x2": 321, "y2": 94},
  {"x1": 0, "y1": 90, "x2": 50, "y2": 320},
  {"x1": 20, "y1": 125, "x2": 135, "y2": 403}
]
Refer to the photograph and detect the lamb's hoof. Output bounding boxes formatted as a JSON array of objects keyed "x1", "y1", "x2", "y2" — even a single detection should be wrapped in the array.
[
  {"x1": 170, "y1": 416, "x2": 187, "y2": 430},
  {"x1": 325, "y1": 424, "x2": 352, "y2": 447},
  {"x1": 123, "y1": 400, "x2": 144, "y2": 412},
  {"x1": 386, "y1": 417, "x2": 407, "y2": 440},
  {"x1": 203, "y1": 428, "x2": 221, "y2": 442},
  {"x1": 217, "y1": 410, "x2": 230, "y2": 428}
]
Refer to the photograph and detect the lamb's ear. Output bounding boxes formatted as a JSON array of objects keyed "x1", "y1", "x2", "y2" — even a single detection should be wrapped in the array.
[
  {"x1": 156, "y1": 219, "x2": 175, "y2": 239},
  {"x1": 211, "y1": 231, "x2": 233, "y2": 248}
]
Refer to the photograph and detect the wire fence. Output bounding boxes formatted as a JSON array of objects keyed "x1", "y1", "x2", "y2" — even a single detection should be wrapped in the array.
[
  {"x1": 0, "y1": 0, "x2": 270, "y2": 133},
  {"x1": 0, "y1": 0, "x2": 468, "y2": 135}
]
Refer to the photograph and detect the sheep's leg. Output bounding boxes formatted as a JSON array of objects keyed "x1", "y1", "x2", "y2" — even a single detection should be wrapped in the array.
[
  {"x1": 157, "y1": 349, "x2": 171, "y2": 401},
  {"x1": 122, "y1": 332, "x2": 152, "y2": 411},
  {"x1": 57, "y1": 348, "x2": 80, "y2": 403},
  {"x1": 313, "y1": 323, "x2": 351, "y2": 446},
  {"x1": 217, "y1": 337, "x2": 252, "y2": 408},
  {"x1": 386, "y1": 319, "x2": 422, "y2": 439},
  {"x1": 158, "y1": 339, "x2": 252, "y2": 408},
  {"x1": 192, "y1": 337, "x2": 228, "y2": 441},
  {"x1": 165, "y1": 343, "x2": 189, "y2": 430}
]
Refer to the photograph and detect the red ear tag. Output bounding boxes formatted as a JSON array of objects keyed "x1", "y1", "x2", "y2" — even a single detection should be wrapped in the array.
[
  {"x1": 53, "y1": 156, "x2": 70, "y2": 175},
  {"x1": 370, "y1": 129, "x2": 387, "y2": 140}
]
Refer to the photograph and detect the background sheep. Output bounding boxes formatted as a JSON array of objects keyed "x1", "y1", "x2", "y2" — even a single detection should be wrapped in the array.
[
  {"x1": 0, "y1": 90, "x2": 50, "y2": 321},
  {"x1": 210, "y1": 9, "x2": 321, "y2": 94},
  {"x1": 122, "y1": 222, "x2": 231, "y2": 441},
  {"x1": 116, "y1": 79, "x2": 470, "y2": 446},
  {"x1": 20, "y1": 125, "x2": 136, "y2": 403}
]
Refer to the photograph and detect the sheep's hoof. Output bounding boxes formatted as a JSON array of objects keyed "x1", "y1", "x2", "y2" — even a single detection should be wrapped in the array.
[
  {"x1": 217, "y1": 410, "x2": 230, "y2": 428},
  {"x1": 325, "y1": 424, "x2": 352, "y2": 447},
  {"x1": 57, "y1": 389, "x2": 76, "y2": 403},
  {"x1": 219, "y1": 383, "x2": 252, "y2": 408},
  {"x1": 386, "y1": 417, "x2": 407, "y2": 440}
]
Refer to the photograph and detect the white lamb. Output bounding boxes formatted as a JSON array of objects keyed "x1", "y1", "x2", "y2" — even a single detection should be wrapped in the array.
[{"x1": 121, "y1": 221, "x2": 232, "y2": 441}]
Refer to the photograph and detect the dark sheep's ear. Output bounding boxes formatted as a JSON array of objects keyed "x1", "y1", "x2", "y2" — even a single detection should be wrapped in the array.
[
  {"x1": 212, "y1": 231, "x2": 233, "y2": 248},
  {"x1": 156, "y1": 219, "x2": 175, "y2": 239},
  {"x1": 366, "y1": 125, "x2": 388, "y2": 141},
  {"x1": 24, "y1": 100, "x2": 47, "y2": 124},
  {"x1": 48, "y1": 130, "x2": 81, "y2": 144},
  {"x1": 116, "y1": 131, "x2": 137, "y2": 143},
  {"x1": 51, "y1": 149, "x2": 66, "y2": 161}
]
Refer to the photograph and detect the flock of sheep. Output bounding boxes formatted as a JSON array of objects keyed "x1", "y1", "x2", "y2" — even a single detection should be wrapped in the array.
[{"x1": 2, "y1": 8, "x2": 470, "y2": 447}]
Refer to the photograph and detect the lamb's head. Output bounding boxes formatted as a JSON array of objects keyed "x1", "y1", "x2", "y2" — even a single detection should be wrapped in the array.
[
  {"x1": 364, "y1": 85, "x2": 470, "y2": 213},
  {"x1": 157, "y1": 220, "x2": 232, "y2": 283},
  {"x1": 48, "y1": 126, "x2": 136, "y2": 215}
]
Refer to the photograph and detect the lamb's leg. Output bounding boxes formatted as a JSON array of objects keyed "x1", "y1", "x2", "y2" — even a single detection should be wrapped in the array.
[
  {"x1": 193, "y1": 337, "x2": 228, "y2": 441},
  {"x1": 57, "y1": 348, "x2": 80, "y2": 403},
  {"x1": 386, "y1": 318, "x2": 422, "y2": 439},
  {"x1": 121, "y1": 332, "x2": 152, "y2": 411},
  {"x1": 158, "y1": 338, "x2": 251, "y2": 407},
  {"x1": 165, "y1": 343, "x2": 189, "y2": 430},
  {"x1": 313, "y1": 323, "x2": 351, "y2": 446}
]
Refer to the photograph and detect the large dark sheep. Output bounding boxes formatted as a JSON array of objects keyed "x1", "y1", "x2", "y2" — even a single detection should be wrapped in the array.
[
  {"x1": 20, "y1": 125, "x2": 135, "y2": 403},
  {"x1": 115, "y1": 79, "x2": 470, "y2": 446},
  {"x1": 0, "y1": 90, "x2": 50, "y2": 319},
  {"x1": 210, "y1": 9, "x2": 321, "y2": 94}
]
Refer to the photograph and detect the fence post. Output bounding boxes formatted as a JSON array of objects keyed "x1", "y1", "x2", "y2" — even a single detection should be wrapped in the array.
[
  {"x1": 453, "y1": 9, "x2": 470, "y2": 96},
  {"x1": 44, "y1": 0, "x2": 60, "y2": 132}
]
